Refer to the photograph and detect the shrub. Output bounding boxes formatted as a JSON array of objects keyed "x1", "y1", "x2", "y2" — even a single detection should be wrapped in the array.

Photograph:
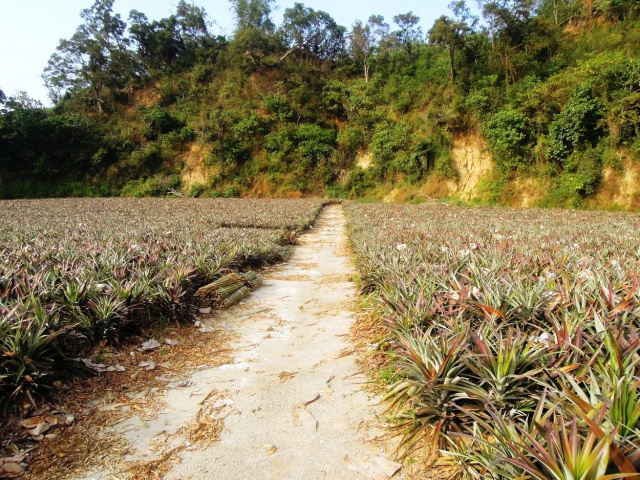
[
  {"x1": 434, "y1": 152, "x2": 458, "y2": 179},
  {"x1": 142, "y1": 106, "x2": 185, "y2": 139},
  {"x1": 223, "y1": 185, "x2": 241, "y2": 198},
  {"x1": 343, "y1": 167, "x2": 374, "y2": 198},
  {"x1": 484, "y1": 109, "x2": 529, "y2": 170},
  {"x1": 547, "y1": 85, "x2": 605, "y2": 163},
  {"x1": 123, "y1": 143, "x2": 163, "y2": 176},
  {"x1": 120, "y1": 174, "x2": 180, "y2": 197},
  {"x1": 261, "y1": 93, "x2": 293, "y2": 121},
  {"x1": 295, "y1": 123, "x2": 336, "y2": 168},
  {"x1": 322, "y1": 80, "x2": 348, "y2": 117},
  {"x1": 337, "y1": 125, "x2": 366, "y2": 157}
]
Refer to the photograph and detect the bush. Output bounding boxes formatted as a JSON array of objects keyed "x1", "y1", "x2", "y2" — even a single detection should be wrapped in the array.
[
  {"x1": 343, "y1": 167, "x2": 375, "y2": 197},
  {"x1": 337, "y1": 125, "x2": 366, "y2": 157},
  {"x1": 223, "y1": 185, "x2": 241, "y2": 198},
  {"x1": 322, "y1": 80, "x2": 348, "y2": 117},
  {"x1": 547, "y1": 86, "x2": 605, "y2": 163},
  {"x1": 434, "y1": 152, "x2": 458, "y2": 179},
  {"x1": 295, "y1": 123, "x2": 336, "y2": 168},
  {"x1": 142, "y1": 106, "x2": 185, "y2": 139},
  {"x1": 122, "y1": 143, "x2": 163, "y2": 176},
  {"x1": 484, "y1": 109, "x2": 529, "y2": 170},
  {"x1": 121, "y1": 174, "x2": 180, "y2": 197},
  {"x1": 264, "y1": 125, "x2": 296, "y2": 157},
  {"x1": 370, "y1": 121, "x2": 413, "y2": 179},
  {"x1": 261, "y1": 93, "x2": 293, "y2": 121},
  {"x1": 543, "y1": 147, "x2": 603, "y2": 207},
  {"x1": 231, "y1": 114, "x2": 267, "y2": 157},
  {"x1": 188, "y1": 183, "x2": 205, "y2": 197}
]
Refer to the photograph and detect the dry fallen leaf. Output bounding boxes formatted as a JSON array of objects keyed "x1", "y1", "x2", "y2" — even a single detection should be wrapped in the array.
[
  {"x1": 28, "y1": 422, "x2": 51, "y2": 436},
  {"x1": 139, "y1": 339, "x2": 161, "y2": 351},
  {"x1": 138, "y1": 361, "x2": 156, "y2": 371},
  {"x1": 255, "y1": 444, "x2": 277, "y2": 455},
  {"x1": 277, "y1": 371, "x2": 297, "y2": 382},
  {"x1": 1, "y1": 461, "x2": 25, "y2": 478},
  {"x1": 45, "y1": 416, "x2": 59, "y2": 425},
  {"x1": 21, "y1": 416, "x2": 45, "y2": 429},
  {"x1": 1, "y1": 455, "x2": 24, "y2": 464}
]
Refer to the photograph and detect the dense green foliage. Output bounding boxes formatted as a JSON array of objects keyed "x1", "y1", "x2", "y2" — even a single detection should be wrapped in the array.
[{"x1": 1, "y1": 0, "x2": 639, "y2": 204}]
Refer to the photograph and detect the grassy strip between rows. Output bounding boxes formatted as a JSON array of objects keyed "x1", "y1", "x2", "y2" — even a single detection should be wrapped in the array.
[
  {"x1": 0, "y1": 198, "x2": 329, "y2": 416},
  {"x1": 344, "y1": 201, "x2": 640, "y2": 480}
]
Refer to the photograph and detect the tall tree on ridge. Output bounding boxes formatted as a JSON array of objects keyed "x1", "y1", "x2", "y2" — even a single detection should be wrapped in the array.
[
  {"x1": 229, "y1": 0, "x2": 277, "y2": 67},
  {"x1": 230, "y1": 0, "x2": 276, "y2": 32},
  {"x1": 392, "y1": 11, "x2": 422, "y2": 54},
  {"x1": 429, "y1": 1, "x2": 475, "y2": 83},
  {"x1": 281, "y1": 3, "x2": 346, "y2": 63},
  {"x1": 43, "y1": 0, "x2": 135, "y2": 112},
  {"x1": 129, "y1": 1, "x2": 215, "y2": 74},
  {"x1": 349, "y1": 15, "x2": 389, "y2": 83},
  {"x1": 478, "y1": 0, "x2": 537, "y2": 84}
]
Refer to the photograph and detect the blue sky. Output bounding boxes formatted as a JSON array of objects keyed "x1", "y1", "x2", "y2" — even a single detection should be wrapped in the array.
[{"x1": 0, "y1": 0, "x2": 470, "y2": 104}]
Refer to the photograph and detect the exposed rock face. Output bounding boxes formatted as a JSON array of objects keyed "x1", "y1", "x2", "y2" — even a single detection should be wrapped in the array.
[
  {"x1": 356, "y1": 151, "x2": 373, "y2": 170},
  {"x1": 378, "y1": 134, "x2": 495, "y2": 203},
  {"x1": 180, "y1": 144, "x2": 217, "y2": 192},
  {"x1": 596, "y1": 160, "x2": 640, "y2": 210},
  {"x1": 450, "y1": 134, "x2": 493, "y2": 200},
  {"x1": 383, "y1": 188, "x2": 398, "y2": 203}
]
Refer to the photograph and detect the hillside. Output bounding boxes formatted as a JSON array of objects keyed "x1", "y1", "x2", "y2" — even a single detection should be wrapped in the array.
[{"x1": 1, "y1": 0, "x2": 639, "y2": 209}]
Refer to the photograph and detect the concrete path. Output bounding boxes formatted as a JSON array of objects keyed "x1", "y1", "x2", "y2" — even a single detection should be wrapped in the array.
[{"x1": 80, "y1": 205, "x2": 398, "y2": 480}]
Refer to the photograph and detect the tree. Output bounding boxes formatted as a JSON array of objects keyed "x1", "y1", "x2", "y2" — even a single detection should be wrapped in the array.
[
  {"x1": 175, "y1": 1, "x2": 209, "y2": 40},
  {"x1": 428, "y1": 2, "x2": 475, "y2": 83},
  {"x1": 129, "y1": 1, "x2": 218, "y2": 73},
  {"x1": 349, "y1": 15, "x2": 389, "y2": 83},
  {"x1": 129, "y1": 11, "x2": 180, "y2": 73},
  {"x1": 230, "y1": 0, "x2": 276, "y2": 32},
  {"x1": 229, "y1": 0, "x2": 278, "y2": 67},
  {"x1": 0, "y1": 90, "x2": 44, "y2": 115},
  {"x1": 349, "y1": 22, "x2": 372, "y2": 83},
  {"x1": 478, "y1": 0, "x2": 537, "y2": 84},
  {"x1": 594, "y1": 0, "x2": 640, "y2": 21},
  {"x1": 6, "y1": 91, "x2": 44, "y2": 110},
  {"x1": 43, "y1": 0, "x2": 135, "y2": 112},
  {"x1": 392, "y1": 12, "x2": 422, "y2": 52},
  {"x1": 281, "y1": 3, "x2": 346, "y2": 62}
]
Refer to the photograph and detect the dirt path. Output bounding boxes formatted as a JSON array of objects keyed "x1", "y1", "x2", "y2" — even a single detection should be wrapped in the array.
[{"x1": 80, "y1": 205, "x2": 399, "y2": 480}]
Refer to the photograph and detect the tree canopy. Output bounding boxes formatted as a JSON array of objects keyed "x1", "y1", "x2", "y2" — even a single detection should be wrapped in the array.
[{"x1": 1, "y1": 0, "x2": 639, "y2": 208}]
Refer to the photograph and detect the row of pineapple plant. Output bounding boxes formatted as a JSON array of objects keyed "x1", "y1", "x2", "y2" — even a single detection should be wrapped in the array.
[
  {"x1": 0, "y1": 198, "x2": 326, "y2": 414},
  {"x1": 344, "y1": 202, "x2": 640, "y2": 479}
]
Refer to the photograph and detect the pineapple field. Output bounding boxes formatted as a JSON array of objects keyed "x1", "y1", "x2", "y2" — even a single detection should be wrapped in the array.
[
  {"x1": 0, "y1": 198, "x2": 325, "y2": 413},
  {"x1": 3, "y1": 198, "x2": 640, "y2": 479},
  {"x1": 345, "y1": 202, "x2": 640, "y2": 479}
]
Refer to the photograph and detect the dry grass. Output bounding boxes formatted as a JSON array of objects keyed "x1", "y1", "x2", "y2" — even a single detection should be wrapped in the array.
[{"x1": 277, "y1": 371, "x2": 298, "y2": 383}]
